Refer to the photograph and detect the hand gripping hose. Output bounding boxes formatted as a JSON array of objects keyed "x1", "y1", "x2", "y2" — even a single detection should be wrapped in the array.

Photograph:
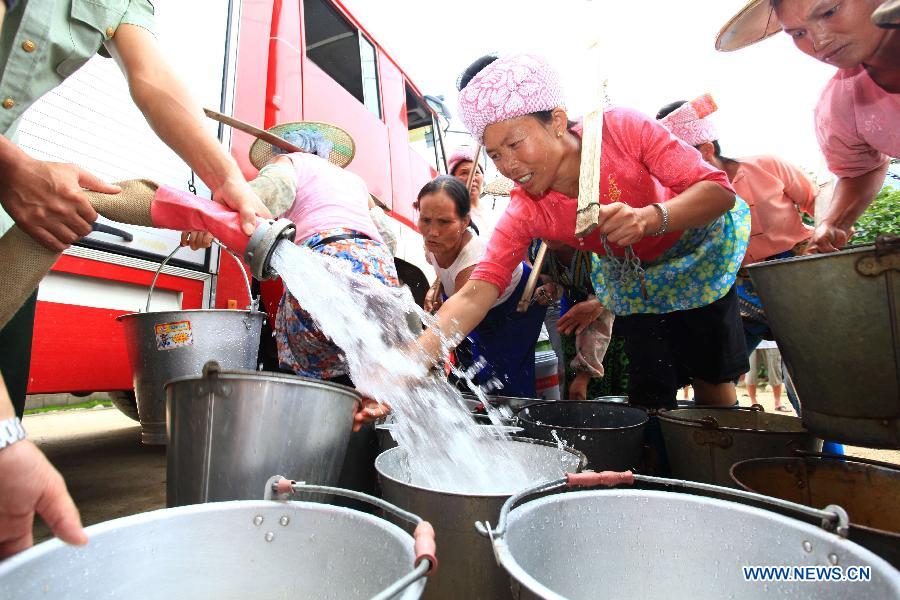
[{"x1": 0, "y1": 179, "x2": 158, "y2": 329}]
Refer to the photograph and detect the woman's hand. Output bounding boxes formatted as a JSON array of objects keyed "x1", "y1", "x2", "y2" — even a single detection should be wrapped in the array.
[
  {"x1": 805, "y1": 222, "x2": 852, "y2": 254},
  {"x1": 557, "y1": 297, "x2": 605, "y2": 335},
  {"x1": 424, "y1": 281, "x2": 443, "y2": 313},
  {"x1": 353, "y1": 397, "x2": 391, "y2": 432},
  {"x1": 597, "y1": 202, "x2": 660, "y2": 247},
  {"x1": 180, "y1": 231, "x2": 214, "y2": 250}
]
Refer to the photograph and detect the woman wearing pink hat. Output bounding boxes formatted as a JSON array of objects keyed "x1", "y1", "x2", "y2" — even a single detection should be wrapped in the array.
[
  {"x1": 716, "y1": 0, "x2": 898, "y2": 253},
  {"x1": 418, "y1": 54, "x2": 751, "y2": 410}
]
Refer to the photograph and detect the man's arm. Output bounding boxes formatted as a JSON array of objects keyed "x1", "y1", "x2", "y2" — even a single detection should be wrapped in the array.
[
  {"x1": 106, "y1": 25, "x2": 271, "y2": 235},
  {"x1": 807, "y1": 161, "x2": 890, "y2": 253},
  {"x1": 0, "y1": 375, "x2": 86, "y2": 558}
]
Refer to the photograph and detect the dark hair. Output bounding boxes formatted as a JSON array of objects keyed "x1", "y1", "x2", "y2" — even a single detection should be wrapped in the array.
[
  {"x1": 457, "y1": 55, "x2": 498, "y2": 91},
  {"x1": 415, "y1": 175, "x2": 480, "y2": 234},
  {"x1": 656, "y1": 100, "x2": 730, "y2": 161}
]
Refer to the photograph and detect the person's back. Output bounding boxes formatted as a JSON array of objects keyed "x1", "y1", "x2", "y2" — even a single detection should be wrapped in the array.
[{"x1": 278, "y1": 152, "x2": 382, "y2": 243}]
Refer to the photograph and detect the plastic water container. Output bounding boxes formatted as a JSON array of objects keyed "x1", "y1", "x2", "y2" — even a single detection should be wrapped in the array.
[{"x1": 535, "y1": 350, "x2": 561, "y2": 400}]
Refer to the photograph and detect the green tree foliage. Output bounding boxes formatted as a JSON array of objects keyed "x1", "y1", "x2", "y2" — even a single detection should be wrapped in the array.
[{"x1": 854, "y1": 186, "x2": 900, "y2": 245}]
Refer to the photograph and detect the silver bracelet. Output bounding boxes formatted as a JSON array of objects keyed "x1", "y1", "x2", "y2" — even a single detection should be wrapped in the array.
[
  {"x1": 651, "y1": 202, "x2": 669, "y2": 236},
  {"x1": 0, "y1": 416, "x2": 26, "y2": 450}
]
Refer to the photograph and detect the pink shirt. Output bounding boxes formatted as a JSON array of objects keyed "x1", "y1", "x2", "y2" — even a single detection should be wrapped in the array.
[
  {"x1": 732, "y1": 155, "x2": 816, "y2": 266},
  {"x1": 470, "y1": 107, "x2": 734, "y2": 293},
  {"x1": 815, "y1": 66, "x2": 899, "y2": 178},
  {"x1": 282, "y1": 153, "x2": 382, "y2": 243}
]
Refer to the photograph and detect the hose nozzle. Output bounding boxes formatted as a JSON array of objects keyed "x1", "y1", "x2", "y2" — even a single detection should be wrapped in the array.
[{"x1": 244, "y1": 218, "x2": 296, "y2": 280}]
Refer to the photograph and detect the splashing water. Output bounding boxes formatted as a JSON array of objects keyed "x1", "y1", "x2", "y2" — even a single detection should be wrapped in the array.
[{"x1": 270, "y1": 242, "x2": 535, "y2": 493}]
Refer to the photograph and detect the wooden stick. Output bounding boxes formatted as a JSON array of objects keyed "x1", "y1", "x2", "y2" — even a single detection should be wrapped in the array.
[
  {"x1": 203, "y1": 108, "x2": 306, "y2": 154},
  {"x1": 465, "y1": 144, "x2": 483, "y2": 195},
  {"x1": 575, "y1": 44, "x2": 606, "y2": 238},
  {"x1": 517, "y1": 241, "x2": 548, "y2": 313}
]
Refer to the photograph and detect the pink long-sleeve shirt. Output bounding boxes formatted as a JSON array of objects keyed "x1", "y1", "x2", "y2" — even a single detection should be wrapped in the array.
[
  {"x1": 815, "y1": 66, "x2": 899, "y2": 179},
  {"x1": 733, "y1": 155, "x2": 816, "y2": 266},
  {"x1": 469, "y1": 107, "x2": 734, "y2": 293}
]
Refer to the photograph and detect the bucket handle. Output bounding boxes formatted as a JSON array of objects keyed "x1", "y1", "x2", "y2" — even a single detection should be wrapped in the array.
[
  {"x1": 144, "y1": 241, "x2": 258, "y2": 313},
  {"x1": 264, "y1": 476, "x2": 437, "y2": 597},
  {"x1": 656, "y1": 403, "x2": 766, "y2": 430},
  {"x1": 477, "y1": 470, "x2": 850, "y2": 543}
]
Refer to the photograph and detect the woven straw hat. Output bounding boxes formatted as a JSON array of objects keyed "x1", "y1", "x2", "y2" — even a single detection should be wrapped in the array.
[
  {"x1": 483, "y1": 176, "x2": 515, "y2": 197},
  {"x1": 249, "y1": 121, "x2": 356, "y2": 170},
  {"x1": 716, "y1": 0, "x2": 783, "y2": 52}
]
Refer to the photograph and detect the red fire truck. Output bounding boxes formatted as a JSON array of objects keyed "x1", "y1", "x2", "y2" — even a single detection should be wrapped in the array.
[{"x1": 20, "y1": 0, "x2": 443, "y2": 409}]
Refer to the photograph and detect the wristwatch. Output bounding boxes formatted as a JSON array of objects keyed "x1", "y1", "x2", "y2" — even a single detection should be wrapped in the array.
[{"x1": 0, "y1": 416, "x2": 27, "y2": 450}]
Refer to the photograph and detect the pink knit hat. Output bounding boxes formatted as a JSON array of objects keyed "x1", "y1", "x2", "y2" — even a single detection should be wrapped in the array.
[
  {"x1": 457, "y1": 54, "x2": 566, "y2": 144},
  {"x1": 447, "y1": 145, "x2": 481, "y2": 175},
  {"x1": 658, "y1": 94, "x2": 719, "y2": 146}
]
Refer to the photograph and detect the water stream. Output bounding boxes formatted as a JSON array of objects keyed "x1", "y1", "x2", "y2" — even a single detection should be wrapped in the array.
[{"x1": 270, "y1": 242, "x2": 536, "y2": 494}]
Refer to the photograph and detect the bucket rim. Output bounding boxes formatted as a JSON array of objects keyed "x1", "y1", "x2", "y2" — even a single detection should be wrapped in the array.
[
  {"x1": 657, "y1": 406, "x2": 813, "y2": 435},
  {"x1": 116, "y1": 308, "x2": 268, "y2": 322},
  {"x1": 745, "y1": 243, "x2": 876, "y2": 271},
  {"x1": 729, "y1": 456, "x2": 900, "y2": 541},
  {"x1": 0, "y1": 499, "x2": 416, "y2": 576},
  {"x1": 517, "y1": 400, "x2": 649, "y2": 432},
  {"x1": 489, "y1": 488, "x2": 900, "y2": 598},
  {"x1": 164, "y1": 367, "x2": 362, "y2": 400},
  {"x1": 375, "y1": 438, "x2": 587, "y2": 498}
]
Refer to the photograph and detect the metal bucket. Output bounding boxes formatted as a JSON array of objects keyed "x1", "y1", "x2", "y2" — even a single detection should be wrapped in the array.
[
  {"x1": 517, "y1": 401, "x2": 648, "y2": 471},
  {"x1": 376, "y1": 438, "x2": 586, "y2": 600},
  {"x1": 0, "y1": 480, "x2": 433, "y2": 599},
  {"x1": 165, "y1": 363, "x2": 359, "y2": 506},
  {"x1": 658, "y1": 406, "x2": 822, "y2": 487},
  {"x1": 731, "y1": 454, "x2": 900, "y2": 568},
  {"x1": 746, "y1": 239, "x2": 900, "y2": 448},
  {"x1": 481, "y1": 472, "x2": 900, "y2": 599}
]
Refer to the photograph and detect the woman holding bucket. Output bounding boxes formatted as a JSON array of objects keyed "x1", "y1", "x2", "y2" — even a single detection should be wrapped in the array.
[
  {"x1": 417, "y1": 53, "x2": 750, "y2": 410},
  {"x1": 417, "y1": 175, "x2": 546, "y2": 397}
]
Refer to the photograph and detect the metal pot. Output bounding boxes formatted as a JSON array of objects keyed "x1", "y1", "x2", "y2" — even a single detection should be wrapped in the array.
[
  {"x1": 376, "y1": 438, "x2": 586, "y2": 600},
  {"x1": 165, "y1": 363, "x2": 359, "y2": 506},
  {"x1": 0, "y1": 480, "x2": 433, "y2": 600},
  {"x1": 592, "y1": 395, "x2": 629, "y2": 404},
  {"x1": 658, "y1": 406, "x2": 822, "y2": 487},
  {"x1": 731, "y1": 453, "x2": 900, "y2": 568},
  {"x1": 479, "y1": 472, "x2": 900, "y2": 599},
  {"x1": 117, "y1": 245, "x2": 265, "y2": 445},
  {"x1": 517, "y1": 401, "x2": 648, "y2": 471},
  {"x1": 462, "y1": 393, "x2": 547, "y2": 422},
  {"x1": 746, "y1": 239, "x2": 900, "y2": 448}
]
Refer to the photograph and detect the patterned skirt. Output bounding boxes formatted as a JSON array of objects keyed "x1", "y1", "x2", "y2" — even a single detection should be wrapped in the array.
[
  {"x1": 591, "y1": 198, "x2": 751, "y2": 315},
  {"x1": 275, "y1": 227, "x2": 399, "y2": 379}
]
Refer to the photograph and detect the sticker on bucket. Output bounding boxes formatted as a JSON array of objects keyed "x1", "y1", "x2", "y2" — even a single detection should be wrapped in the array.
[{"x1": 154, "y1": 320, "x2": 194, "y2": 351}]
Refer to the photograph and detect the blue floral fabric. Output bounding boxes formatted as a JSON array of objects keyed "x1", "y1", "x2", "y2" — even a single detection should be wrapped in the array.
[
  {"x1": 591, "y1": 198, "x2": 751, "y2": 315},
  {"x1": 276, "y1": 228, "x2": 399, "y2": 379}
]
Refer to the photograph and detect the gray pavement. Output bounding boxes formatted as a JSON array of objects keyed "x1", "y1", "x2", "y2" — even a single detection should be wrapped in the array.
[{"x1": 25, "y1": 407, "x2": 166, "y2": 543}]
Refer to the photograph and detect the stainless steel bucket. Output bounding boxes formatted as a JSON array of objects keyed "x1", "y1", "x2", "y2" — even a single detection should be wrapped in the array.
[
  {"x1": 658, "y1": 406, "x2": 822, "y2": 487},
  {"x1": 117, "y1": 246, "x2": 265, "y2": 445},
  {"x1": 165, "y1": 363, "x2": 359, "y2": 506},
  {"x1": 731, "y1": 454, "x2": 900, "y2": 568},
  {"x1": 746, "y1": 239, "x2": 900, "y2": 448},
  {"x1": 376, "y1": 438, "x2": 586, "y2": 600},
  {"x1": 0, "y1": 481, "x2": 432, "y2": 599},
  {"x1": 517, "y1": 400, "x2": 648, "y2": 471},
  {"x1": 481, "y1": 472, "x2": 900, "y2": 599}
]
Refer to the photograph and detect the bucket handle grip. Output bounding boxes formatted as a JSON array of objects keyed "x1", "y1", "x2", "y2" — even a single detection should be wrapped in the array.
[
  {"x1": 144, "y1": 241, "x2": 258, "y2": 312},
  {"x1": 264, "y1": 476, "x2": 438, "y2": 585},
  {"x1": 478, "y1": 470, "x2": 851, "y2": 542}
]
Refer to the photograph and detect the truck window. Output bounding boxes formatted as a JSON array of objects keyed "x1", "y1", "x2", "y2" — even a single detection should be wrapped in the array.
[
  {"x1": 303, "y1": 0, "x2": 381, "y2": 119},
  {"x1": 406, "y1": 85, "x2": 441, "y2": 172}
]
